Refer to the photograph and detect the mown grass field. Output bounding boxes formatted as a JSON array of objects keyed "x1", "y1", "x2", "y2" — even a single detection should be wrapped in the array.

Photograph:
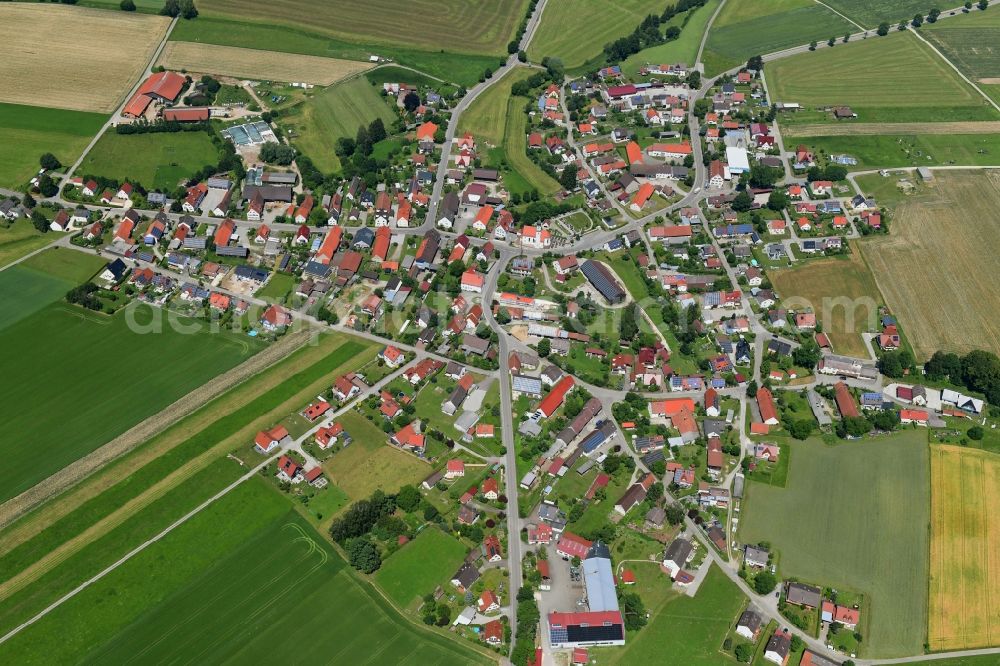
[
  {"x1": 502, "y1": 97, "x2": 561, "y2": 195},
  {"x1": 80, "y1": 130, "x2": 219, "y2": 191},
  {"x1": 621, "y1": 0, "x2": 721, "y2": 79},
  {"x1": 925, "y1": 9, "x2": 1000, "y2": 82},
  {"x1": 603, "y1": 564, "x2": 746, "y2": 664},
  {"x1": 769, "y1": 248, "x2": 882, "y2": 358},
  {"x1": 858, "y1": 170, "x2": 1000, "y2": 359},
  {"x1": 157, "y1": 42, "x2": 371, "y2": 86},
  {"x1": 460, "y1": 67, "x2": 536, "y2": 147},
  {"x1": 0, "y1": 250, "x2": 98, "y2": 329},
  {"x1": 0, "y1": 103, "x2": 106, "y2": 189},
  {"x1": 769, "y1": 32, "x2": 996, "y2": 124},
  {"x1": 284, "y1": 76, "x2": 397, "y2": 173},
  {"x1": 527, "y1": 0, "x2": 668, "y2": 70},
  {"x1": 739, "y1": 433, "x2": 930, "y2": 657},
  {"x1": 375, "y1": 527, "x2": 468, "y2": 609},
  {"x1": 929, "y1": 445, "x2": 1000, "y2": 651},
  {"x1": 0, "y1": 479, "x2": 488, "y2": 664},
  {"x1": 324, "y1": 410, "x2": 431, "y2": 501},
  {"x1": 0, "y1": 251, "x2": 265, "y2": 501},
  {"x1": 198, "y1": 0, "x2": 525, "y2": 56},
  {"x1": 703, "y1": 0, "x2": 854, "y2": 76},
  {"x1": 170, "y1": 17, "x2": 496, "y2": 87},
  {"x1": 0, "y1": 4, "x2": 169, "y2": 113}
]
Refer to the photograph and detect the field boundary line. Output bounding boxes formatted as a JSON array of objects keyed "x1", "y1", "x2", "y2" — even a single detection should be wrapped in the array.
[
  {"x1": 0, "y1": 329, "x2": 309, "y2": 533},
  {"x1": 813, "y1": 0, "x2": 866, "y2": 31},
  {"x1": 909, "y1": 27, "x2": 1000, "y2": 113},
  {"x1": 696, "y1": 0, "x2": 726, "y2": 65},
  {"x1": 0, "y1": 457, "x2": 272, "y2": 646}
]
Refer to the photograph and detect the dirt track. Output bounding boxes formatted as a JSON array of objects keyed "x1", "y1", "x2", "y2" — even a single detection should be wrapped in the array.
[
  {"x1": 783, "y1": 121, "x2": 1000, "y2": 137},
  {"x1": 0, "y1": 329, "x2": 309, "y2": 533}
]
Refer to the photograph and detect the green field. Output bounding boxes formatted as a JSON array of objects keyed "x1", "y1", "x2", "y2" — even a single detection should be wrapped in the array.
[
  {"x1": 604, "y1": 564, "x2": 746, "y2": 664},
  {"x1": 502, "y1": 97, "x2": 561, "y2": 195},
  {"x1": 284, "y1": 76, "x2": 397, "y2": 173},
  {"x1": 527, "y1": 0, "x2": 668, "y2": 70},
  {"x1": 769, "y1": 32, "x2": 995, "y2": 123},
  {"x1": 704, "y1": 0, "x2": 855, "y2": 75},
  {"x1": 0, "y1": 249, "x2": 100, "y2": 329},
  {"x1": 621, "y1": 0, "x2": 721, "y2": 79},
  {"x1": 802, "y1": 132, "x2": 1000, "y2": 168},
  {"x1": 824, "y1": 0, "x2": 958, "y2": 28},
  {"x1": 0, "y1": 299, "x2": 263, "y2": 500},
  {"x1": 79, "y1": 130, "x2": 219, "y2": 191},
  {"x1": 0, "y1": 103, "x2": 106, "y2": 189},
  {"x1": 375, "y1": 527, "x2": 468, "y2": 609},
  {"x1": 198, "y1": 0, "x2": 524, "y2": 56},
  {"x1": 255, "y1": 271, "x2": 297, "y2": 302},
  {"x1": 0, "y1": 219, "x2": 60, "y2": 272},
  {"x1": 0, "y1": 478, "x2": 486, "y2": 664},
  {"x1": 460, "y1": 67, "x2": 536, "y2": 146},
  {"x1": 925, "y1": 9, "x2": 1000, "y2": 81},
  {"x1": 170, "y1": 16, "x2": 501, "y2": 87},
  {"x1": 739, "y1": 432, "x2": 930, "y2": 657}
]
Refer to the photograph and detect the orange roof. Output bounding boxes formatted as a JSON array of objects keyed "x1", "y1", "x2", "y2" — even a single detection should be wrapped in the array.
[
  {"x1": 649, "y1": 142, "x2": 692, "y2": 155},
  {"x1": 650, "y1": 398, "x2": 695, "y2": 417},
  {"x1": 138, "y1": 70, "x2": 186, "y2": 102},
  {"x1": 213, "y1": 218, "x2": 235, "y2": 247},
  {"x1": 756, "y1": 388, "x2": 778, "y2": 424},
  {"x1": 416, "y1": 122, "x2": 438, "y2": 141},
  {"x1": 316, "y1": 226, "x2": 343, "y2": 264},
  {"x1": 475, "y1": 205, "x2": 495, "y2": 226},
  {"x1": 372, "y1": 225, "x2": 391, "y2": 260},
  {"x1": 538, "y1": 375, "x2": 575, "y2": 418},
  {"x1": 163, "y1": 107, "x2": 209, "y2": 122},
  {"x1": 632, "y1": 182, "x2": 655, "y2": 208},
  {"x1": 626, "y1": 141, "x2": 643, "y2": 165}
]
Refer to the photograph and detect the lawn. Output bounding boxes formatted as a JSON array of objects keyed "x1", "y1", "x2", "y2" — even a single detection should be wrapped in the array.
[
  {"x1": 602, "y1": 564, "x2": 746, "y2": 664},
  {"x1": 825, "y1": 0, "x2": 958, "y2": 28},
  {"x1": 197, "y1": 0, "x2": 525, "y2": 57},
  {"x1": 255, "y1": 271, "x2": 298, "y2": 302},
  {"x1": 0, "y1": 102, "x2": 106, "y2": 189},
  {"x1": 704, "y1": 0, "x2": 855, "y2": 76},
  {"x1": 502, "y1": 96, "x2": 561, "y2": 195},
  {"x1": 79, "y1": 130, "x2": 219, "y2": 191},
  {"x1": 769, "y1": 247, "x2": 882, "y2": 358},
  {"x1": 739, "y1": 432, "x2": 930, "y2": 657},
  {"x1": 621, "y1": 0, "x2": 721, "y2": 79},
  {"x1": 0, "y1": 479, "x2": 486, "y2": 664},
  {"x1": 527, "y1": 0, "x2": 670, "y2": 71},
  {"x1": 460, "y1": 66, "x2": 536, "y2": 147},
  {"x1": 929, "y1": 445, "x2": 1000, "y2": 651},
  {"x1": 323, "y1": 411, "x2": 431, "y2": 500},
  {"x1": 0, "y1": 335, "x2": 378, "y2": 641},
  {"x1": 375, "y1": 527, "x2": 468, "y2": 609},
  {"x1": 768, "y1": 32, "x2": 996, "y2": 124},
  {"x1": 924, "y1": 9, "x2": 1000, "y2": 82},
  {"x1": 857, "y1": 170, "x2": 1000, "y2": 359},
  {"x1": 283, "y1": 75, "x2": 397, "y2": 173},
  {"x1": 0, "y1": 282, "x2": 265, "y2": 500},
  {"x1": 170, "y1": 17, "x2": 497, "y2": 87}
]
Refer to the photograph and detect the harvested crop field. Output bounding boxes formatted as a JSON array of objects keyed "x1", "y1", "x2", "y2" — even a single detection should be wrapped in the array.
[
  {"x1": 770, "y1": 248, "x2": 882, "y2": 358},
  {"x1": 929, "y1": 445, "x2": 1000, "y2": 651},
  {"x1": 783, "y1": 120, "x2": 1000, "y2": 137},
  {"x1": 157, "y1": 42, "x2": 371, "y2": 86},
  {"x1": 0, "y1": 4, "x2": 170, "y2": 113},
  {"x1": 858, "y1": 170, "x2": 1000, "y2": 360},
  {"x1": 198, "y1": 0, "x2": 525, "y2": 55}
]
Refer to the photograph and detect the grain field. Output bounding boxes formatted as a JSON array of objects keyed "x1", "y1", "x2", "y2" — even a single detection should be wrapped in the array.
[
  {"x1": 859, "y1": 170, "x2": 1000, "y2": 360},
  {"x1": 0, "y1": 4, "x2": 170, "y2": 113}
]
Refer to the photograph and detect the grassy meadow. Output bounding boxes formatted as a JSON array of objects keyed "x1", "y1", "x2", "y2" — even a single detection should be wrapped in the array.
[
  {"x1": 769, "y1": 32, "x2": 996, "y2": 124},
  {"x1": 803, "y1": 132, "x2": 1000, "y2": 168},
  {"x1": 603, "y1": 564, "x2": 746, "y2": 664},
  {"x1": 375, "y1": 527, "x2": 468, "y2": 609},
  {"x1": 0, "y1": 103, "x2": 106, "y2": 189},
  {"x1": 284, "y1": 76, "x2": 397, "y2": 173},
  {"x1": 769, "y1": 248, "x2": 883, "y2": 358},
  {"x1": 0, "y1": 219, "x2": 61, "y2": 272},
  {"x1": 924, "y1": 8, "x2": 1000, "y2": 82},
  {"x1": 739, "y1": 432, "x2": 930, "y2": 657},
  {"x1": 825, "y1": 0, "x2": 958, "y2": 28},
  {"x1": 621, "y1": 0, "x2": 721, "y2": 78},
  {"x1": 80, "y1": 130, "x2": 219, "y2": 191}
]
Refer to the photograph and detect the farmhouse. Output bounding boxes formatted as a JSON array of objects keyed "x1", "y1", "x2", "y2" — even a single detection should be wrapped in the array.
[{"x1": 124, "y1": 71, "x2": 186, "y2": 118}]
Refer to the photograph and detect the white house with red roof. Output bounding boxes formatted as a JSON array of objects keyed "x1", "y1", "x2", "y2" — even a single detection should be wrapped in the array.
[
  {"x1": 392, "y1": 421, "x2": 426, "y2": 456},
  {"x1": 445, "y1": 459, "x2": 466, "y2": 479},
  {"x1": 478, "y1": 589, "x2": 501, "y2": 614},
  {"x1": 555, "y1": 531, "x2": 592, "y2": 560},
  {"x1": 461, "y1": 269, "x2": 485, "y2": 293},
  {"x1": 254, "y1": 425, "x2": 290, "y2": 454},
  {"x1": 276, "y1": 454, "x2": 302, "y2": 483},
  {"x1": 380, "y1": 345, "x2": 405, "y2": 368}
]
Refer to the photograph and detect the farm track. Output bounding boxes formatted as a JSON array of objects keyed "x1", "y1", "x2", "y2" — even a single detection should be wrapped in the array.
[
  {"x1": 784, "y1": 120, "x2": 1000, "y2": 136},
  {"x1": 0, "y1": 329, "x2": 308, "y2": 539}
]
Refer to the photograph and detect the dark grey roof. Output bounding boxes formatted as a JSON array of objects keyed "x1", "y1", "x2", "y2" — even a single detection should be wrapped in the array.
[
  {"x1": 663, "y1": 538, "x2": 692, "y2": 564},
  {"x1": 738, "y1": 609, "x2": 762, "y2": 632},
  {"x1": 581, "y1": 260, "x2": 625, "y2": 304},
  {"x1": 587, "y1": 540, "x2": 612, "y2": 560}
]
